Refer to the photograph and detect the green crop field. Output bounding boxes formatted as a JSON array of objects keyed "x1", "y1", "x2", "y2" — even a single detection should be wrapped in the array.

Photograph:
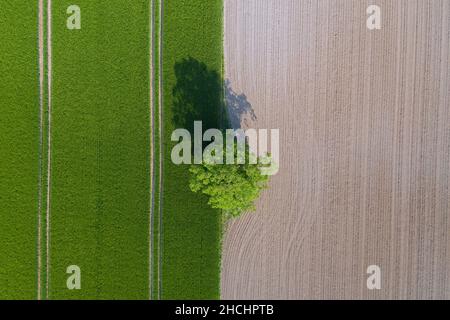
[
  {"x1": 160, "y1": 0, "x2": 224, "y2": 299},
  {"x1": 150, "y1": 0, "x2": 162, "y2": 300},
  {"x1": 48, "y1": 0, "x2": 151, "y2": 299},
  {"x1": 0, "y1": 2, "x2": 40, "y2": 300},
  {"x1": 0, "y1": 0, "x2": 224, "y2": 300}
]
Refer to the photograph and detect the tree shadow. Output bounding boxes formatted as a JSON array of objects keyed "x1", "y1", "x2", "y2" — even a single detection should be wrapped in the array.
[
  {"x1": 172, "y1": 57, "x2": 257, "y2": 134},
  {"x1": 172, "y1": 57, "x2": 226, "y2": 133},
  {"x1": 224, "y1": 79, "x2": 257, "y2": 129}
]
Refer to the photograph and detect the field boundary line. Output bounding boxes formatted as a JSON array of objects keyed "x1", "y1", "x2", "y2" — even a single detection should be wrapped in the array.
[
  {"x1": 45, "y1": 0, "x2": 53, "y2": 300},
  {"x1": 37, "y1": 0, "x2": 45, "y2": 301},
  {"x1": 149, "y1": 0, "x2": 155, "y2": 300},
  {"x1": 158, "y1": 0, "x2": 164, "y2": 300}
]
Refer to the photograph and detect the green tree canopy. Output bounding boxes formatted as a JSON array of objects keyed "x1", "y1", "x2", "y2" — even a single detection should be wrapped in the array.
[{"x1": 189, "y1": 143, "x2": 272, "y2": 217}]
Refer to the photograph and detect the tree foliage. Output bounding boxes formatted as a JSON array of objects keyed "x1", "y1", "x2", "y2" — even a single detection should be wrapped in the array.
[{"x1": 189, "y1": 143, "x2": 271, "y2": 217}]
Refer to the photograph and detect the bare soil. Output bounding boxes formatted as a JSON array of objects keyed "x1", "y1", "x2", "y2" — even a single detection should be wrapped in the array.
[{"x1": 222, "y1": 0, "x2": 450, "y2": 299}]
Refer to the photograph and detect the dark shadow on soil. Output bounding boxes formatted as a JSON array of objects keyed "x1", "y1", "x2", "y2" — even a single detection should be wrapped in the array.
[{"x1": 225, "y1": 79, "x2": 257, "y2": 129}]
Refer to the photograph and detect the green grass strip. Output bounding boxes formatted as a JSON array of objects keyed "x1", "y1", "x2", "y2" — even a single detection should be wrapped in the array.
[
  {"x1": 49, "y1": 0, "x2": 151, "y2": 299},
  {"x1": 161, "y1": 0, "x2": 224, "y2": 299},
  {"x1": 151, "y1": 0, "x2": 161, "y2": 300},
  {"x1": 0, "y1": 2, "x2": 40, "y2": 299}
]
